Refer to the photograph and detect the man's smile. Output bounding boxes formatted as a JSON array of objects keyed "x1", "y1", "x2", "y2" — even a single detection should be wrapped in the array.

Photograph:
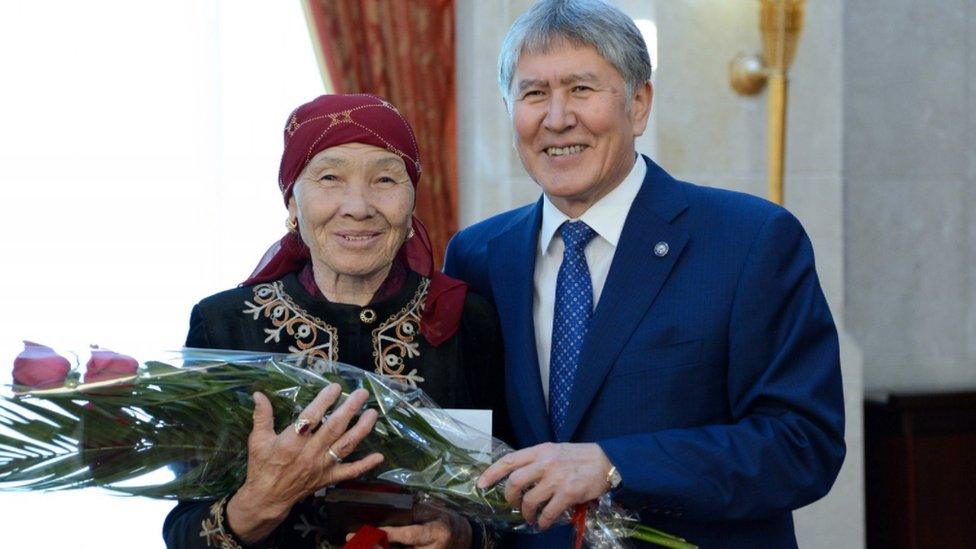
[{"x1": 544, "y1": 144, "x2": 589, "y2": 156}]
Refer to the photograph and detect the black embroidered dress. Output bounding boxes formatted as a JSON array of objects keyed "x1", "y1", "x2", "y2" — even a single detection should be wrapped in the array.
[{"x1": 162, "y1": 270, "x2": 506, "y2": 548}]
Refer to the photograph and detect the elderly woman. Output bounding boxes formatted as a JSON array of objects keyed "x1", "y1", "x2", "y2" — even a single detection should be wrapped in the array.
[{"x1": 162, "y1": 94, "x2": 505, "y2": 549}]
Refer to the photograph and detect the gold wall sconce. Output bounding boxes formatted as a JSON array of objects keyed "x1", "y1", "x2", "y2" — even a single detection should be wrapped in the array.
[{"x1": 729, "y1": 0, "x2": 806, "y2": 205}]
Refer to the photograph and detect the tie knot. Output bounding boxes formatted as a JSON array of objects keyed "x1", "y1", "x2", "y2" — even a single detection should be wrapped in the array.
[{"x1": 559, "y1": 221, "x2": 597, "y2": 252}]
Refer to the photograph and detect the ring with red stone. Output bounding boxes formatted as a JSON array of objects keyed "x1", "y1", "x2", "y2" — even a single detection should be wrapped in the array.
[{"x1": 293, "y1": 417, "x2": 312, "y2": 435}]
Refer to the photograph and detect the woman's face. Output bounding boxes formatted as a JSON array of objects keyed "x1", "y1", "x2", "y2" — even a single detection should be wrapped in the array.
[{"x1": 289, "y1": 143, "x2": 415, "y2": 280}]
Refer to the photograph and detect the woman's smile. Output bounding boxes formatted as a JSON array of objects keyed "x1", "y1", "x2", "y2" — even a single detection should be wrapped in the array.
[{"x1": 333, "y1": 230, "x2": 382, "y2": 248}]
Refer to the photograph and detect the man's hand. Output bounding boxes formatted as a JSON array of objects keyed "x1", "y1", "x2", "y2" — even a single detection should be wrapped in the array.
[{"x1": 477, "y1": 442, "x2": 613, "y2": 530}]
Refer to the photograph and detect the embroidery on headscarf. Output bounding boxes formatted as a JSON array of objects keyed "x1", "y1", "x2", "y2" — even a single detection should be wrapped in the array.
[{"x1": 277, "y1": 95, "x2": 422, "y2": 200}]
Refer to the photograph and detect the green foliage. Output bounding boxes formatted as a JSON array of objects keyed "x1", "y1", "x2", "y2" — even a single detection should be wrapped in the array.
[
  {"x1": 0, "y1": 355, "x2": 506, "y2": 508},
  {"x1": 0, "y1": 352, "x2": 693, "y2": 548}
]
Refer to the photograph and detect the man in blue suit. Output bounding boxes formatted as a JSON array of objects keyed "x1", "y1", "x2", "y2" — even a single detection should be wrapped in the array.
[{"x1": 444, "y1": 0, "x2": 845, "y2": 547}]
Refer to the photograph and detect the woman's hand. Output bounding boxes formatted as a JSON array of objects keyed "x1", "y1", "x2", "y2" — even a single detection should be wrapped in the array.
[
  {"x1": 372, "y1": 504, "x2": 472, "y2": 549},
  {"x1": 226, "y1": 384, "x2": 384, "y2": 544}
]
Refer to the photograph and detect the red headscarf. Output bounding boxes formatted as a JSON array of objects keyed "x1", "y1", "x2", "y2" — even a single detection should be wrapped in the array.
[{"x1": 244, "y1": 94, "x2": 467, "y2": 347}]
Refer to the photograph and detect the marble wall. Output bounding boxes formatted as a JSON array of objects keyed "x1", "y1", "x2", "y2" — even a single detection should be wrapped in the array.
[
  {"x1": 455, "y1": 0, "x2": 537, "y2": 224},
  {"x1": 843, "y1": 0, "x2": 976, "y2": 393}
]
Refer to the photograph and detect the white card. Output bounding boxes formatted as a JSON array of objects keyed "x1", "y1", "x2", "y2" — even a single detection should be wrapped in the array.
[
  {"x1": 416, "y1": 408, "x2": 493, "y2": 455},
  {"x1": 443, "y1": 408, "x2": 492, "y2": 436}
]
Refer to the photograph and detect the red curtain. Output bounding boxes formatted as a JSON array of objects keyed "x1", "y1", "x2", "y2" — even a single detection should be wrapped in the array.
[{"x1": 305, "y1": 0, "x2": 457, "y2": 269}]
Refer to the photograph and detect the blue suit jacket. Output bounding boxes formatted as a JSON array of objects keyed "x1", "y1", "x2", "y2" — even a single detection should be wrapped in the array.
[{"x1": 444, "y1": 157, "x2": 845, "y2": 548}]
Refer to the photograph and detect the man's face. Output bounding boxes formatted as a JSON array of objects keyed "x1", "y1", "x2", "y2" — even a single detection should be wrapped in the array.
[{"x1": 510, "y1": 41, "x2": 652, "y2": 217}]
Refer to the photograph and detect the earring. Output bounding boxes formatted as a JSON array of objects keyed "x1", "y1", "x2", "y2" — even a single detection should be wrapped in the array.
[
  {"x1": 408, "y1": 227, "x2": 416, "y2": 239},
  {"x1": 286, "y1": 217, "x2": 298, "y2": 233}
]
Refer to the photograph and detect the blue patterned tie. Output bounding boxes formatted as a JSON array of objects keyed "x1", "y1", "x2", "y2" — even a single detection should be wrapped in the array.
[{"x1": 549, "y1": 220, "x2": 597, "y2": 435}]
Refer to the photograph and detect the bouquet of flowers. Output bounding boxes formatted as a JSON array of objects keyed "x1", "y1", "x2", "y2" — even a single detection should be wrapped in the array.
[{"x1": 0, "y1": 342, "x2": 695, "y2": 548}]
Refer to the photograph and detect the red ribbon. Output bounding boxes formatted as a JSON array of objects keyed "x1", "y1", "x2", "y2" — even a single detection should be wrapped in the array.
[
  {"x1": 344, "y1": 524, "x2": 389, "y2": 549},
  {"x1": 572, "y1": 503, "x2": 589, "y2": 549}
]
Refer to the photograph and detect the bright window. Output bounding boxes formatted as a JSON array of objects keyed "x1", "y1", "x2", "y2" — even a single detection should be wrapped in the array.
[{"x1": 0, "y1": 1, "x2": 323, "y2": 546}]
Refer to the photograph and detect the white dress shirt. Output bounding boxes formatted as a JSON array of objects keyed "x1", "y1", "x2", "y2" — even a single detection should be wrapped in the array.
[{"x1": 534, "y1": 155, "x2": 647, "y2": 405}]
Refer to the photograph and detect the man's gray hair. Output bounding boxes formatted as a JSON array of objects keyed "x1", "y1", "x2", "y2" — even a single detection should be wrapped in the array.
[{"x1": 498, "y1": 0, "x2": 652, "y2": 104}]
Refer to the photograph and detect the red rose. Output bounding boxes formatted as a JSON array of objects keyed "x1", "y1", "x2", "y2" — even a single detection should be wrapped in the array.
[
  {"x1": 12, "y1": 341, "x2": 71, "y2": 388},
  {"x1": 84, "y1": 347, "x2": 139, "y2": 383}
]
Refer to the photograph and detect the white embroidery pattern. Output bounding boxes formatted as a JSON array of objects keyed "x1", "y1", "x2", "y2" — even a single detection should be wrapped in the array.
[
  {"x1": 243, "y1": 282, "x2": 338, "y2": 363},
  {"x1": 372, "y1": 278, "x2": 430, "y2": 387}
]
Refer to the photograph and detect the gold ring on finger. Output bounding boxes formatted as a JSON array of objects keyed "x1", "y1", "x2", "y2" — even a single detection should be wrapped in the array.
[
  {"x1": 293, "y1": 417, "x2": 312, "y2": 435},
  {"x1": 327, "y1": 447, "x2": 342, "y2": 463}
]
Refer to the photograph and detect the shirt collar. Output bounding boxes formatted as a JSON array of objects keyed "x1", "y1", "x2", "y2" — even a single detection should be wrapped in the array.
[{"x1": 539, "y1": 154, "x2": 647, "y2": 254}]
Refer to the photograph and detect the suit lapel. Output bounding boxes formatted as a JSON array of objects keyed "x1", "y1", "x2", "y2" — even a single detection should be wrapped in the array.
[
  {"x1": 556, "y1": 157, "x2": 691, "y2": 441},
  {"x1": 487, "y1": 199, "x2": 552, "y2": 445}
]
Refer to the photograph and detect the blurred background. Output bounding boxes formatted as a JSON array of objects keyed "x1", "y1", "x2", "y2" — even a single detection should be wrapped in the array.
[{"x1": 1, "y1": 1, "x2": 974, "y2": 547}]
